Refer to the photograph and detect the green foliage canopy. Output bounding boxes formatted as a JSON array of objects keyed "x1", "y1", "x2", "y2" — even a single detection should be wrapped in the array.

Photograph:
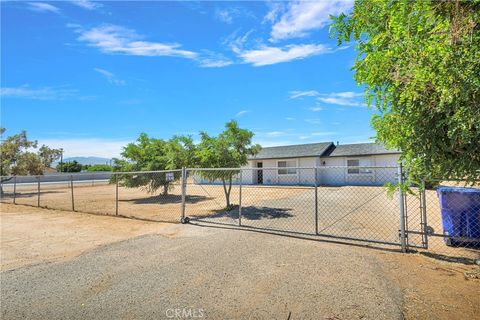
[
  {"x1": 114, "y1": 134, "x2": 197, "y2": 195},
  {"x1": 330, "y1": 0, "x2": 480, "y2": 183},
  {"x1": 57, "y1": 160, "x2": 82, "y2": 173},
  {"x1": 84, "y1": 164, "x2": 114, "y2": 172},
  {"x1": 197, "y1": 120, "x2": 260, "y2": 208},
  {"x1": 1, "y1": 128, "x2": 62, "y2": 177}
]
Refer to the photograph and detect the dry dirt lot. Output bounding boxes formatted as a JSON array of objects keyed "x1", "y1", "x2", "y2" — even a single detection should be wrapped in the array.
[{"x1": 1, "y1": 204, "x2": 479, "y2": 320}]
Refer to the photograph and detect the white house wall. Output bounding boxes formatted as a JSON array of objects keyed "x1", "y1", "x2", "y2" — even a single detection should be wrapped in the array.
[
  {"x1": 319, "y1": 154, "x2": 400, "y2": 186},
  {"x1": 204, "y1": 154, "x2": 400, "y2": 187}
]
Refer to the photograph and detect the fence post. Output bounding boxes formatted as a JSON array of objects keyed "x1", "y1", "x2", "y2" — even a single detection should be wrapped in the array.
[
  {"x1": 181, "y1": 167, "x2": 187, "y2": 222},
  {"x1": 70, "y1": 175, "x2": 75, "y2": 211},
  {"x1": 420, "y1": 179, "x2": 429, "y2": 249},
  {"x1": 314, "y1": 167, "x2": 318, "y2": 235},
  {"x1": 115, "y1": 174, "x2": 119, "y2": 216},
  {"x1": 13, "y1": 176, "x2": 17, "y2": 204},
  {"x1": 398, "y1": 163, "x2": 407, "y2": 252},
  {"x1": 37, "y1": 176, "x2": 40, "y2": 207},
  {"x1": 239, "y1": 170, "x2": 242, "y2": 226}
]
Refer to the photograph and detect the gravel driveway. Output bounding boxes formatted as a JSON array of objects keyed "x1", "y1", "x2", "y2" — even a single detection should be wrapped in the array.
[{"x1": 1, "y1": 224, "x2": 403, "y2": 320}]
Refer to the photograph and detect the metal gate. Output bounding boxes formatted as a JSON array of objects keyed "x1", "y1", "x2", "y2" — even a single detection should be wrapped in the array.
[{"x1": 184, "y1": 166, "x2": 404, "y2": 248}]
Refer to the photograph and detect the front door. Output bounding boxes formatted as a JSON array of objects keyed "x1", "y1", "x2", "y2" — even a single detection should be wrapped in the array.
[{"x1": 257, "y1": 162, "x2": 263, "y2": 184}]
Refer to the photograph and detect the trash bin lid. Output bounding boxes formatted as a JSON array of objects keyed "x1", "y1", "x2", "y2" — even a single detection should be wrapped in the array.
[{"x1": 437, "y1": 186, "x2": 480, "y2": 193}]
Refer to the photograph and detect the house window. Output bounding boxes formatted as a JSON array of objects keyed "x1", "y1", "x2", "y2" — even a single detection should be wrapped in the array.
[
  {"x1": 278, "y1": 160, "x2": 297, "y2": 175},
  {"x1": 347, "y1": 158, "x2": 373, "y2": 174},
  {"x1": 347, "y1": 159, "x2": 360, "y2": 174}
]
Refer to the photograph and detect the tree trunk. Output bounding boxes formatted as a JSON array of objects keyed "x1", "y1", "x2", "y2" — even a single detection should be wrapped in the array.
[
  {"x1": 162, "y1": 183, "x2": 169, "y2": 196},
  {"x1": 221, "y1": 178, "x2": 231, "y2": 208},
  {"x1": 0, "y1": 177, "x2": 12, "y2": 195}
]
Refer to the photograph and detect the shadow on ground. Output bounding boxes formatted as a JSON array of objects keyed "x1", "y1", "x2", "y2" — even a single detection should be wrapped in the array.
[
  {"x1": 0, "y1": 191, "x2": 65, "y2": 199},
  {"x1": 123, "y1": 194, "x2": 211, "y2": 205},
  {"x1": 193, "y1": 205, "x2": 294, "y2": 220}
]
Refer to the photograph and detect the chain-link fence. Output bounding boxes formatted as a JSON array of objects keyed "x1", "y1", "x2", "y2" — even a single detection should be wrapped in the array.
[
  {"x1": 0, "y1": 170, "x2": 183, "y2": 222},
  {"x1": 1, "y1": 167, "x2": 479, "y2": 260},
  {"x1": 185, "y1": 167, "x2": 403, "y2": 248}
]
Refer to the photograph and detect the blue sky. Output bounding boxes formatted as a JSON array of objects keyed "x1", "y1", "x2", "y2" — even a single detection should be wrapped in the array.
[{"x1": 1, "y1": 0, "x2": 376, "y2": 158}]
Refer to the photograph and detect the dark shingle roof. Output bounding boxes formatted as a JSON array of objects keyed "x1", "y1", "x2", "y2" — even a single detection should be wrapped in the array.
[
  {"x1": 324, "y1": 143, "x2": 401, "y2": 157},
  {"x1": 249, "y1": 142, "x2": 333, "y2": 160}
]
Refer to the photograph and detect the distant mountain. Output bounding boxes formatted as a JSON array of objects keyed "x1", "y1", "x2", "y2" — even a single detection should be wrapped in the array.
[{"x1": 55, "y1": 157, "x2": 113, "y2": 166}]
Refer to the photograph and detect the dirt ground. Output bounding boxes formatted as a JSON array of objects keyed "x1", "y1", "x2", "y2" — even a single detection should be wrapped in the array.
[
  {"x1": 1, "y1": 204, "x2": 479, "y2": 319},
  {"x1": 0, "y1": 203, "x2": 183, "y2": 271}
]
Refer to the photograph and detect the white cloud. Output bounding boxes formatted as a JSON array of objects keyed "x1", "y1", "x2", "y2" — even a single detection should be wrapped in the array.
[
  {"x1": 27, "y1": 2, "x2": 60, "y2": 14},
  {"x1": 266, "y1": 131, "x2": 288, "y2": 137},
  {"x1": 199, "y1": 59, "x2": 233, "y2": 68},
  {"x1": 289, "y1": 90, "x2": 319, "y2": 99},
  {"x1": 75, "y1": 24, "x2": 198, "y2": 59},
  {"x1": 263, "y1": 2, "x2": 285, "y2": 25},
  {"x1": 73, "y1": 24, "x2": 232, "y2": 68},
  {"x1": 285, "y1": 117, "x2": 295, "y2": 121},
  {"x1": 289, "y1": 90, "x2": 365, "y2": 107},
  {"x1": 269, "y1": 0, "x2": 353, "y2": 41},
  {"x1": 235, "y1": 110, "x2": 248, "y2": 117},
  {"x1": 0, "y1": 86, "x2": 77, "y2": 100},
  {"x1": 304, "y1": 118, "x2": 321, "y2": 125},
  {"x1": 70, "y1": 0, "x2": 103, "y2": 10},
  {"x1": 197, "y1": 50, "x2": 233, "y2": 68},
  {"x1": 94, "y1": 68, "x2": 126, "y2": 86},
  {"x1": 239, "y1": 43, "x2": 331, "y2": 66},
  {"x1": 317, "y1": 91, "x2": 365, "y2": 107},
  {"x1": 215, "y1": 6, "x2": 255, "y2": 24},
  {"x1": 311, "y1": 131, "x2": 336, "y2": 136},
  {"x1": 215, "y1": 8, "x2": 236, "y2": 24},
  {"x1": 310, "y1": 107, "x2": 323, "y2": 112},
  {"x1": 38, "y1": 138, "x2": 130, "y2": 158}
]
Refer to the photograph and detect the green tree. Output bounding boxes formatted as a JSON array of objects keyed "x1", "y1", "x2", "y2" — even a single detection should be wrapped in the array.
[
  {"x1": 38, "y1": 145, "x2": 63, "y2": 168},
  {"x1": 0, "y1": 128, "x2": 62, "y2": 193},
  {"x1": 57, "y1": 161, "x2": 82, "y2": 173},
  {"x1": 85, "y1": 164, "x2": 113, "y2": 172},
  {"x1": 0, "y1": 128, "x2": 62, "y2": 177},
  {"x1": 115, "y1": 134, "x2": 197, "y2": 195},
  {"x1": 197, "y1": 120, "x2": 260, "y2": 208},
  {"x1": 330, "y1": 0, "x2": 480, "y2": 184}
]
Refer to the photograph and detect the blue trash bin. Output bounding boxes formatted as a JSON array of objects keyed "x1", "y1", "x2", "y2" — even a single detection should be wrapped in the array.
[{"x1": 436, "y1": 187, "x2": 480, "y2": 247}]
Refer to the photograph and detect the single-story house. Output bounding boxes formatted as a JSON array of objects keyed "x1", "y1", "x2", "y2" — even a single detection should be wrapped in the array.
[{"x1": 241, "y1": 142, "x2": 401, "y2": 186}]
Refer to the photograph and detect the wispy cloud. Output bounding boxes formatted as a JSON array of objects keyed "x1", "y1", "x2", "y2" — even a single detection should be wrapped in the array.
[
  {"x1": 310, "y1": 107, "x2": 323, "y2": 112},
  {"x1": 238, "y1": 43, "x2": 331, "y2": 66},
  {"x1": 94, "y1": 68, "x2": 126, "y2": 86},
  {"x1": 268, "y1": 0, "x2": 353, "y2": 41},
  {"x1": 235, "y1": 110, "x2": 248, "y2": 117},
  {"x1": 317, "y1": 92, "x2": 365, "y2": 107},
  {"x1": 215, "y1": 6, "x2": 255, "y2": 24},
  {"x1": 266, "y1": 131, "x2": 288, "y2": 137},
  {"x1": 289, "y1": 90, "x2": 365, "y2": 107},
  {"x1": 0, "y1": 86, "x2": 77, "y2": 100},
  {"x1": 304, "y1": 118, "x2": 322, "y2": 125},
  {"x1": 215, "y1": 7, "x2": 240, "y2": 24},
  {"x1": 70, "y1": 0, "x2": 103, "y2": 10},
  {"x1": 73, "y1": 24, "x2": 232, "y2": 68},
  {"x1": 289, "y1": 90, "x2": 319, "y2": 99},
  {"x1": 75, "y1": 24, "x2": 198, "y2": 59},
  {"x1": 198, "y1": 50, "x2": 233, "y2": 68},
  {"x1": 285, "y1": 117, "x2": 295, "y2": 121},
  {"x1": 27, "y1": 2, "x2": 60, "y2": 14}
]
